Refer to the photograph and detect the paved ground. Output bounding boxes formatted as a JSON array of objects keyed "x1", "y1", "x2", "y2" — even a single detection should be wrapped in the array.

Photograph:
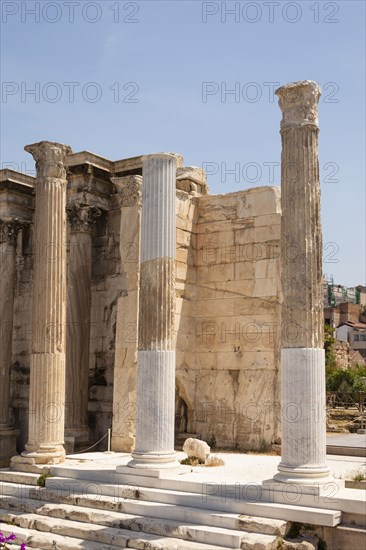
[
  {"x1": 326, "y1": 432, "x2": 366, "y2": 447},
  {"x1": 65, "y1": 451, "x2": 366, "y2": 484}
]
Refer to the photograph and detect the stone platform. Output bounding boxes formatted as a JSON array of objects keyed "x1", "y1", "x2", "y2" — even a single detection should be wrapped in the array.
[
  {"x1": 1, "y1": 452, "x2": 365, "y2": 549},
  {"x1": 326, "y1": 433, "x2": 366, "y2": 457}
]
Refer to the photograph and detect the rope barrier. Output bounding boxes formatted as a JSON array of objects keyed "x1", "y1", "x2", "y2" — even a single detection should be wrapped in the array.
[{"x1": 70, "y1": 429, "x2": 111, "y2": 454}]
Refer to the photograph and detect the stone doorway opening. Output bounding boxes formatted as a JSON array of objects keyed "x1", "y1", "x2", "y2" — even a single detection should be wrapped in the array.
[{"x1": 174, "y1": 380, "x2": 198, "y2": 449}]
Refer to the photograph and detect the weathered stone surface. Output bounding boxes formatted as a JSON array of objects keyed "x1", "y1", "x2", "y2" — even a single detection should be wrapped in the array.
[
  {"x1": 11, "y1": 141, "x2": 72, "y2": 469},
  {"x1": 130, "y1": 154, "x2": 178, "y2": 469},
  {"x1": 171, "y1": 183, "x2": 282, "y2": 450},
  {"x1": 139, "y1": 258, "x2": 175, "y2": 351},
  {"x1": 111, "y1": 176, "x2": 141, "y2": 452},
  {"x1": 0, "y1": 219, "x2": 23, "y2": 465},
  {"x1": 283, "y1": 539, "x2": 317, "y2": 550},
  {"x1": 274, "y1": 81, "x2": 331, "y2": 484},
  {"x1": 3, "y1": 144, "x2": 282, "y2": 457},
  {"x1": 237, "y1": 515, "x2": 287, "y2": 536},
  {"x1": 65, "y1": 205, "x2": 100, "y2": 448},
  {"x1": 278, "y1": 81, "x2": 323, "y2": 349},
  {"x1": 176, "y1": 166, "x2": 207, "y2": 186},
  {"x1": 183, "y1": 437, "x2": 210, "y2": 462}
]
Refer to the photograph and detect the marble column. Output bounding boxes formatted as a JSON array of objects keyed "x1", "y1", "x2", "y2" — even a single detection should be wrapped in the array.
[
  {"x1": 129, "y1": 154, "x2": 178, "y2": 469},
  {"x1": 65, "y1": 203, "x2": 100, "y2": 449},
  {"x1": 0, "y1": 219, "x2": 22, "y2": 466},
  {"x1": 274, "y1": 81, "x2": 331, "y2": 484},
  {"x1": 111, "y1": 176, "x2": 141, "y2": 452},
  {"x1": 11, "y1": 141, "x2": 72, "y2": 470}
]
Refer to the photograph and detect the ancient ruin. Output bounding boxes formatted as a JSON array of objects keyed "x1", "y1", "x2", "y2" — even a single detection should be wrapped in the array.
[
  {"x1": 0, "y1": 80, "x2": 364, "y2": 550},
  {"x1": 10, "y1": 141, "x2": 72, "y2": 471},
  {"x1": 274, "y1": 81, "x2": 331, "y2": 484},
  {"x1": 1, "y1": 146, "x2": 282, "y2": 466},
  {"x1": 129, "y1": 153, "x2": 178, "y2": 470}
]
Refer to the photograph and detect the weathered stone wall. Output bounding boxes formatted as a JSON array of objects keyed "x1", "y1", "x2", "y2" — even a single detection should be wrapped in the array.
[
  {"x1": 349, "y1": 350, "x2": 366, "y2": 367},
  {"x1": 10, "y1": 225, "x2": 34, "y2": 451},
  {"x1": 329, "y1": 341, "x2": 366, "y2": 369},
  {"x1": 89, "y1": 207, "x2": 126, "y2": 450},
  {"x1": 10, "y1": 201, "x2": 126, "y2": 453},
  {"x1": 331, "y1": 341, "x2": 350, "y2": 369},
  {"x1": 175, "y1": 190, "x2": 198, "y2": 436},
  {"x1": 7, "y1": 167, "x2": 282, "y2": 455},
  {"x1": 176, "y1": 186, "x2": 282, "y2": 451}
]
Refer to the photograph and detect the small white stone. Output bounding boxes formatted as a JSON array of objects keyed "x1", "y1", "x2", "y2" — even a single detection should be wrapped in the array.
[{"x1": 183, "y1": 438, "x2": 210, "y2": 463}]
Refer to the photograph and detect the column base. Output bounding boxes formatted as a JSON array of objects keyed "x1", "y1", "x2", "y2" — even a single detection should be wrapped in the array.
[
  {"x1": 273, "y1": 463, "x2": 334, "y2": 486},
  {"x1": 0, "y1": 428, "x2": 19, "y2": 468},
  {"x1": 10, "y1": 444, "x2": 65, "y2": 473},
  {"x1": 278, "y1": 348, "x2": 330, "y2": 485},
  {"x1": 127, "y1": 450, "x2": 180, "y2": 471}
]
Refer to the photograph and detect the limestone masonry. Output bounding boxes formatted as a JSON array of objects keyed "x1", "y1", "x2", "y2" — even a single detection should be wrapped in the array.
[
  {"x1": 0, "y1": 147, "x2": 282, "y2": 465},
  {"x1": 1, "y1": 80, "x2": 364, "y2": 550}
]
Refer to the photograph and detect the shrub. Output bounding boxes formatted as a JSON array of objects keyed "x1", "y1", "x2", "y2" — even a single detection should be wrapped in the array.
[
  {"x1": 179, "y1": 455, "x2": 225, "y2": 467},
  {"x1": 326, "y1": 364, "x2": 366, "y2": 394},
  {"x1": 205, "y1": 456, "x2": 225, "y2": 467},
  {"x1": 180, "y1": 456, "x2": 203, "y2": 466},
  {"x1": 324, "y1": 324, "x2": 336, "y2": 369},
  {"x1": 37, "y1": 473, "x2": 53, "y2": 487},
  {"x1": 348, "y1": 467, "x2": 366, "y2": 482}
]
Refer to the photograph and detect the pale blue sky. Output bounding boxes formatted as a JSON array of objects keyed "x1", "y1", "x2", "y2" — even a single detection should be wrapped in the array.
[{"x1": 1, "y1": 0, "x2": 365, "y2": 286}]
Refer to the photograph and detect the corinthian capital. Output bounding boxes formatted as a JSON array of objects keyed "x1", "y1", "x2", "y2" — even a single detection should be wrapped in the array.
[
  {"x1": 25, "y1": 141, "x2": 72, "y2": 180},
  {"x1": 0, "y1": 218, "x2": 23, "y2": 244},
  {"x1": 112, "y1": 175, "x2": 142, "y2": 207},
  {"x1": 275, "y1": 80, "x2": 321, "y2": 130},
  {"x1": 66, "y1": 203, "x2": 101, "y2": 232}
]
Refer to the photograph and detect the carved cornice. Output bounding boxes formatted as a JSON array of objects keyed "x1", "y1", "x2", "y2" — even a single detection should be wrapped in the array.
[
  {"x1": 0, "y1": 218, "x2": 23, "y2": 244},
  {"x1": 276, "y1": 80, "x2": 321, "y2": 130},
  {"x1": 24, "y1": 141, "x2": 72, "y2": 180},
  {"x1": 112, "y1": 176, "x2": 142, "y2": 207},
  {"x1": 66, "y1": 203, "x2": 101, "y2": 232}
]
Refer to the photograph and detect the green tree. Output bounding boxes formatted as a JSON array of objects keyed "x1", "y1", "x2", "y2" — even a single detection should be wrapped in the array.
[
  {"x1": 326, "y1": 363, "x2": 366, "y2": 394},
  {"x1": 324, "y1": 324, "x2": 336, "y2": 369}
]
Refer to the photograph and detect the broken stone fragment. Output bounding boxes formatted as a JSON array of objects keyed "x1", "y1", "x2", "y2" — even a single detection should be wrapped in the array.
[{"x1": 183, "y1": 437, "x2": 210, "y2": 463}]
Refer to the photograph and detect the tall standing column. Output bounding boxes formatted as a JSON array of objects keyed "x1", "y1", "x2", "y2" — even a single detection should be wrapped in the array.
[
  {"x1": 0, "y1": 219, "x2": 22, "y2": 466},
  {"x1": 111, "y1": 176, "x2": 142, "y2": 452},
  {"x1": 128, "y1": 154, "x2": 178, "y2": 469},
  {"x1": 274, "y1": 81, "x2": 331, "y2": 484},
  {"x1": 65, "y1": 203, "x2": 100, "y2": 449},
  {"x1": 11, "y1": 141, "x2": 72, "y2": 470}
]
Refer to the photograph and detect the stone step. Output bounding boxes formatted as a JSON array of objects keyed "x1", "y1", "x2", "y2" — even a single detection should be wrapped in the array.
[
  {"x1": 0, "y1": 524, "x2": 123, "y2": 549},
  {"x1": 0, "y1": 480, "x2": 31, "y2": 499},
  {"x1": 0, "y1": 469, "x2": 41, "y2": 486},
  {"x1": 8, "y1": 489, "x2": 288, "y2": 536},
  {"x1": 0, "y1": 505, "x2": 279, "y2": 549},
  {"x1": 49, "y1": 463, "x2": 359, "y2": 519},
  {"x1": 0, "y1": 494, "x2": 286, "y2": 542},
  {"x1": 44, "y1": 476, "x2": 342, "y2": 527},
  {"x1": 0, "y1": 509, "x2": 245, "y2": 549}
]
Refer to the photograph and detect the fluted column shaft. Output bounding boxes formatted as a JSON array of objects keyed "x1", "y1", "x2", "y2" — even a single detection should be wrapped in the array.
[
  {"x1": 274, "y1": 81, "x2": 331, "y2": 484},
  {"x1": 65, "y1": 204, "x2": 100, "y2": 446},
  {"x1": 0, "y1": 220, "x2": 22, "y2": 465},
  {"x1": 129, "y1": 154, "x2": 178, "y2": 469},
  {"x1": 0, "y1": 221, "x2": 22, "y2": 428},
  {"x1": 111, "y1": 176, "x2": 142, "y2": 452},
  {"x1": 12, "y1": 141, "x2": 72, "y2": 470}
]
